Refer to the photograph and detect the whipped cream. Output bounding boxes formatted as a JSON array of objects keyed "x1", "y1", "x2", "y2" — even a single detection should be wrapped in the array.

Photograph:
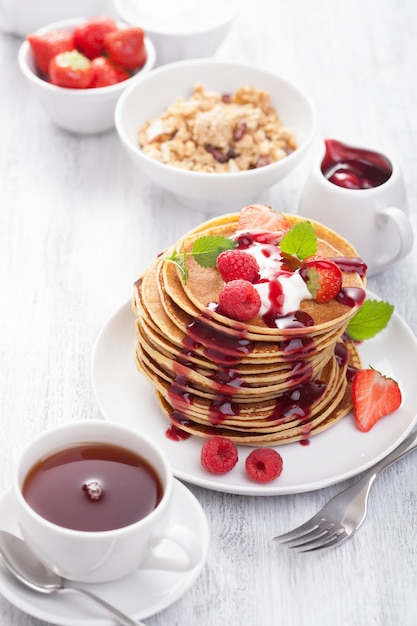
[{"x1": 242, "y1": 239, "x2": 312, "y2": 325}]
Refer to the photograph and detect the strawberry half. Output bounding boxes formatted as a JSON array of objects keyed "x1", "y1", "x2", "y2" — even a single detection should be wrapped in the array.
[
  {"x1": 27, "y1": 30, "x2": 74, "y2": 74},
  {"x1": 299, "y1": 256, "x2": 342, "y2": 303},
  {"x1": 237, "y1": 204, "x2": 290, "y2": 242},
  {"x1": 352, "y1": 368, "x2": 402, "y2": 432}
]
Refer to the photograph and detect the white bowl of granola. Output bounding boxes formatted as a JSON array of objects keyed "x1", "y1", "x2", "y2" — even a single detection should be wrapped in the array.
[{"x1": 115, "y1": 59, "x2": 317, "y2": 212}]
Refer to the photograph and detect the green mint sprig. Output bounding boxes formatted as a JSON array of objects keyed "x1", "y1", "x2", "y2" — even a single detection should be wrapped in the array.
[
  {"x1": 346, "y1": 299, "x2": 394, "y2": 341},
  {"x1": 280, "y1": 221, "x2": 317, "y2": 260},
  {"x1": 165, "y1": 235, "x2": 237, "y2": 284}
]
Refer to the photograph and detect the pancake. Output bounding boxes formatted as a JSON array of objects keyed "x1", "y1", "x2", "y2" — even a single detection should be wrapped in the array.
[{"x1": 132, "y1": 205, "x2": 366, "y2": 446}]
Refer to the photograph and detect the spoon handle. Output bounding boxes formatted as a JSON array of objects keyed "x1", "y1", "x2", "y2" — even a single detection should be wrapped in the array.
[{"x1": 60, "y1": 586, "x2": 145, "y2": 626}]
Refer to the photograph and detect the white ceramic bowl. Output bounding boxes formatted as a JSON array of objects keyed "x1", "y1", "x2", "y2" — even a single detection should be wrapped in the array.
[
  {"x1": 113, "y1": 0, "x2": 238, "y2": 66},
  {"x1": 115, "y1": 59, "x2": 317, "y2": 213},
  {"x1": 18, "y1": 17, "x2": 156, "y2": 134}
]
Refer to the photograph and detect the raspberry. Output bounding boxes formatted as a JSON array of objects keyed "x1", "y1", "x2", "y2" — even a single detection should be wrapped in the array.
[
  {"x1": 245, "y1": 448, "x2": 283, "y2": 483},
  {"x1": 218, "y1": 280, "x2": 261, "y2": 321},
  {"x1": 217, "y1": 249, "x2": 259, "y2": 283},
  {"x1": 201, "y1": 436, "x2": 238, "y2": 474}
]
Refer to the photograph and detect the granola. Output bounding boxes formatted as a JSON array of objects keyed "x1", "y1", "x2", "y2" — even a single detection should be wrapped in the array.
[{"x1": 138, "y1": 84, "x2": 297, "y2": 173}]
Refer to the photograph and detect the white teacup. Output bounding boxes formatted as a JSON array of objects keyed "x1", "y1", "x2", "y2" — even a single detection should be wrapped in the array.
[
  {"x1": 298, "y1": 139, "x2": 414, "y2": 276},
  {"x1": 12, "y1": 420, "x2": 202, "y2": 583}
]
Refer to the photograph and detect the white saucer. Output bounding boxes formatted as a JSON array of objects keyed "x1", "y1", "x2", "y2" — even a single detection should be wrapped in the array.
[{"x1": 0, "y1": 480, "x2": 209, "y2": 626}]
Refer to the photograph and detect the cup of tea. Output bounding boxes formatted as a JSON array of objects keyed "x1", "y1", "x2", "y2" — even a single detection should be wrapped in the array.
[
  {"x1": 298, "y1": 139, "x2": 414, "y2": 276},
  {"x1": 12, "y1": 420, "x2": 202, "y2": 583}
]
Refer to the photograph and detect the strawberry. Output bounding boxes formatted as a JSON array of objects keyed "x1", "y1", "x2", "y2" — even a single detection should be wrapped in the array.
[
  {"x1": 27, "y1": 30, "x2": 74, "y2": 75},
  {"x1": 73, "y1": 16, "x2": 117, "y2": 60},
  {"x1": 49, "y1": 51, "x2": 93, "y2": 89},
  {"x1": 352, "y1": 368, "x2": 402, "y2": 432},
  {"x1": 237, "y1": 204, "x2": 290, "y2": 238},
  {"x1": 90, "y1": 56, "x2": 130, "y2": 87},
  {"x1": 299, "y1": 256, "x2": 342, "y2": 303},
  {"x1": 104, "y1": 27, "x2": 147, "y2": 70}
]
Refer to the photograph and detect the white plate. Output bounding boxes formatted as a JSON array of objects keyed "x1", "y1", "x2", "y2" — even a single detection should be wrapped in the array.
[
  {"x1": 0, "y1": 481, "x2": 209, "y2": 626},
  {"x1": 91, "y1": 296, "x2": 417, "y2": 496}
]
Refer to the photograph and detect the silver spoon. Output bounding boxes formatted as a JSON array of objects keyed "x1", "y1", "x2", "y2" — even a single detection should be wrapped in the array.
[{"x1": 0, "y1": 530, "x2": 145, "y2": 626}]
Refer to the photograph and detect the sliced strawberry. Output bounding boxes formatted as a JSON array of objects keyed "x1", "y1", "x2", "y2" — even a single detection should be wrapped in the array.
[
  {"x1": 73, "y1": 16, "x2": 117, "y2": 60},
  {"x1": 352, "y1": 368, "x2": 402, "y2": 432},
  {"x1": 90, "y1": 56, "x2": 130, "y2": 88},
  {"x1": 237, "y1": 204, "x2": 290, "y2": 238},
  {"x1": 27, "y1": 30, "x2": 74, "y2": 75},
  {"x1": 104, "y1": 27, "x2": 147, "y2": 70},
  {"x1": 299, "y1": 256, "x2": 342, "y2": 302},
  {"x1": 49, "y1": 50, "x2": 93, "y2": 89}
]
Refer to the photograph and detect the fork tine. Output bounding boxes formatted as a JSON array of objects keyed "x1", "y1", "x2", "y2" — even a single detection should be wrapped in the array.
[
  {"x1": 291, "y1": 528, "x2": 349, "y2": 553},
  {"x1": 273, "y1": 516, "x2": 324, "y2": 543},
  {"x1": 280, "y1": 522, "x2": 333, "y2": 548}
]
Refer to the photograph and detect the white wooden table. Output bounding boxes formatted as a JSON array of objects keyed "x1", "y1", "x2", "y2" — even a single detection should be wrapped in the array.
[{"x1": 1, "y1": 1, "x2": 417, "y2": 624}]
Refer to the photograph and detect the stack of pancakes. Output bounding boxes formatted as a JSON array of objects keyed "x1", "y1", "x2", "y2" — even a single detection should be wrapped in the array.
[{"x1": 132, "y1": 211, "x2": 366, "y2": 446}]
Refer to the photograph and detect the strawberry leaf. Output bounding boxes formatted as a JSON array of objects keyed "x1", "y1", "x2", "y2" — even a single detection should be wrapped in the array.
[
  {"x1": 191, "y1": 236, "x2": 237, "y2": 268},
  {"x1": 346, "y1": 299, "x2": 394, "y2": 341},
  {"x1": 280, "y1": 221, "x2": 317, "y2": 260}
]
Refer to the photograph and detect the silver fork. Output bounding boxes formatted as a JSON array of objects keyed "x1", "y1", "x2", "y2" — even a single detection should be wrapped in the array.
[{"x1": 273, "y1": 428, "x2": 417, "y2": 552}]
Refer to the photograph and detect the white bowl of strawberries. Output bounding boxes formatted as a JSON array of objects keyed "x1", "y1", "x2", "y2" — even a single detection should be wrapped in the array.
[{"x1": 18, "y1": 15, "x2": 156, "y2": 134}]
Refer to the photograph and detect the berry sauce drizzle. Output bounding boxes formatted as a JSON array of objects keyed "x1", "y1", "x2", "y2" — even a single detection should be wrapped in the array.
[
  {"x1": 335, "y1": 287, "x2": 366, "y2": 308},
  {"x1": 267, "y1": 381, "x2": 327, "y2": 423},
  {"x1": 330, "y1": 257, "x2": 368, "y2": 278},
  {"x1": 165, "y1": 308, "x2": 325, "y2": 438}
]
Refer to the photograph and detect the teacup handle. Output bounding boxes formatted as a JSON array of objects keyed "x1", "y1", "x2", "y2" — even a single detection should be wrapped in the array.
[
  {"x1": 142, "y1": 524, "x2": 203, "y2": 572},
  {"x1": 374, "y1": 207, "x2": 414, "y2": 271}
]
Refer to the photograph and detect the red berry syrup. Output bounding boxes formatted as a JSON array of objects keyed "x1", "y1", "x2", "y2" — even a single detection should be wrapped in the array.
[{"x1": 321, "y1": 139, "x2": 392, "y2": 189}]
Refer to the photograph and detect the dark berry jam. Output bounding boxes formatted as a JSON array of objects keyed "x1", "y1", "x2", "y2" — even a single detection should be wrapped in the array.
[
  {"x1": 334, "y1": 342, "x2": 349, "y2": 367},
  {"x1": 268, "y1": 381, "x2": 327, "y2": 422},
  {"x1": 335, "y1": 287, "x2": 366, "y2": 308},
  {"x1": 321, "y1": 139, "x2": 392, "y2": 189},
  {"x1": 166, "y1": 423, "x2": 192, "y2": 441},
  {"x1": 330, "y1": 256, "x2": 367, "y2": 278}
]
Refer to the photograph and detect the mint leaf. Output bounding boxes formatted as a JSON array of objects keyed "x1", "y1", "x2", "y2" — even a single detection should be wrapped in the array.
[
  {"x1": 164, "y1": 250, "x2": 189, "y2": 283},
  {"x1": 164, "y1": 236, "x2": 236, "y2": 283},
  {"x1": 346, "y1": 299, "x2": 394, "y2": 341},
  {"x1": 192, "y1": 236, "x2": 237, "y2": 268},
  {"x1": 280, "y1": 221, "x2": 317, "y2": 259}
]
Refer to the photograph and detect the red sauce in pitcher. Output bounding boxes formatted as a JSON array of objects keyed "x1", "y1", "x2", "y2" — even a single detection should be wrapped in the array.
[{"x1": 321, "y1": 139, "x2": 392, "y2": 189}]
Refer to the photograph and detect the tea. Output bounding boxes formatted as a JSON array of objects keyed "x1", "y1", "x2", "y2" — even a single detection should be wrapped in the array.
[{"x1": 22, "y1": 443, "x2": 163, "y2": 531}]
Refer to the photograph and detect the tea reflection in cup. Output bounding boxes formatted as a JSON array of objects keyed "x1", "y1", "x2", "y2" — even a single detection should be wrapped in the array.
[
  {"x1": 298, "y1": 139, "x2": 414, "y2": 276},
  {"x1": 13, "y1": 420, "x2": 202, "y2": 583}
]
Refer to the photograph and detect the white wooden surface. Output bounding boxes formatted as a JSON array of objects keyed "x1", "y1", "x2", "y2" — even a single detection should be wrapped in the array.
[{"x1": 1, "y1": 1, "x2": 417, "y2": 624}]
